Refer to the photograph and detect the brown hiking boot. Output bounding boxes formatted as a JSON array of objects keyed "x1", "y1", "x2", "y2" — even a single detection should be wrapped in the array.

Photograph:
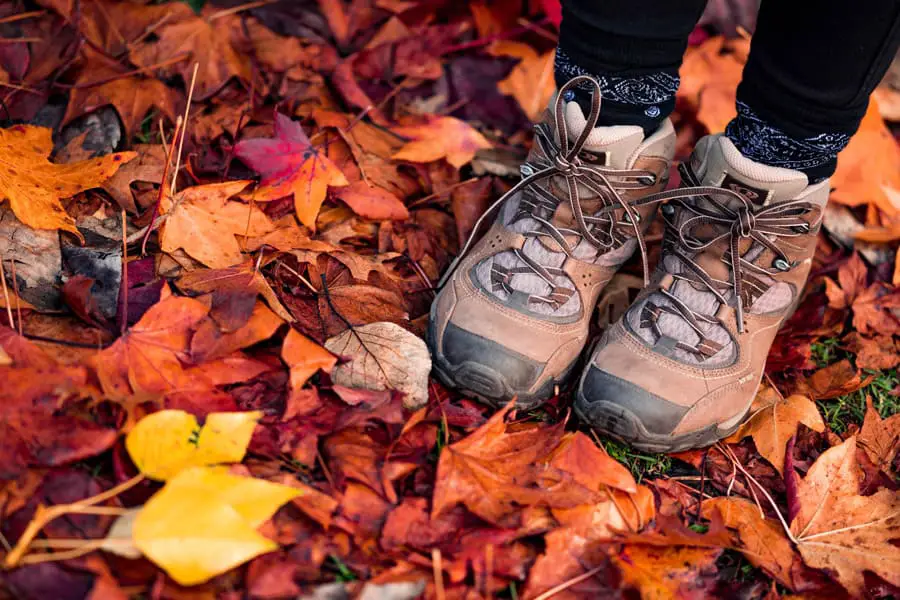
[
  {"x1": 428, "y1": 77, "x2": 676, "y2": 408},
  {"x1": 576, "y1": 133, "x2": 829, "y2": 452}
]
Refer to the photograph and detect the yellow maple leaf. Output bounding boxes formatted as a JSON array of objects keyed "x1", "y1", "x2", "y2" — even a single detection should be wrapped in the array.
[
  {"x1": 126, "y1": 410, "x2": 262, "y2": 481},
  {"x1": 133, "y1": 466, "x2": 300, "y2": 586},
  {"x1": 0, "y1": 125, "x2": 135, "y2": 236}
]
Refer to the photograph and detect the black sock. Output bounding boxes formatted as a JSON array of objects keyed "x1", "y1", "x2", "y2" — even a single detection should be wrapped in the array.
[
  {"x1": 725, "y1": 101, "x2": 850, "y2": 182},
  {"x1": 554, "y1": 48, "x2": 677, "y2": 136}
]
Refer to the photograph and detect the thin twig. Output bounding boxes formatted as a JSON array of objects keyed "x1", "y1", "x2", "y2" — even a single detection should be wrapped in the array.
[
  {"x1": 140, "y1": 119, "x2": 180, "y2": 255},
  {"x1": 4, "y1": 475, "x2": 144, "y2": 567},
  {"x1": 431, "y1": 548, "x2": 445, "y2": 600},
  {"x1": 0, "y1": 10, "x2": 44, "y2": 25},
  {"x1": 170, "y1": 63, "x2": 199, "y2": 197},
  {"x1": 24, "y1": 334, "x2": 111, "y2": 350},
  {"x1": 714, "y1": 443, "x2": 797, "y2": 544},
  {"x1": 206, "y1": 0, "x2": 275, "y2": 22},
  {"x1": 0, "y1": 258, "x2": 13, "y2": 329},
  {"x1": 121, "y1": 209, "x2": 128, "y2": 336},
  {"x1": 56, "y1": 55, "x2": 190, "y2": 90},
  {"x1": 10, "y1": 260, "x2": 22, "y2": 335},
  {"x1": 533, "y1": 565, "x2": 604, "y2": 600}
]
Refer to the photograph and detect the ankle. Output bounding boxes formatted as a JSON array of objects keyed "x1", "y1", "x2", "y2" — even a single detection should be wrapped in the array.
[
  {"x1": 554, "y1": 48, "x2": 677, "y2": 136},
  {"x1": 724, "y1": 101, "x2": 848, "y2": 183}
]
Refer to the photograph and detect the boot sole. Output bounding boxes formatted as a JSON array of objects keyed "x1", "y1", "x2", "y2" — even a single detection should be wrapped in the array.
[
  {"x1": 574, "y1": 389, "x2": 749, "y2": 454},
  {"x1": 426, "y1": 303, "x2": 576, "y2": 411}
]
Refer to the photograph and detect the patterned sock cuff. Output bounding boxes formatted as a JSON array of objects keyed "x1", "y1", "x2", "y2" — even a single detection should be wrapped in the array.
[
  {"x1": 554, "y1": 48, "x2": 678, "y2": 133},
  {"x1": 725, "y1": 101, "x2": 849, "y2": 181}
]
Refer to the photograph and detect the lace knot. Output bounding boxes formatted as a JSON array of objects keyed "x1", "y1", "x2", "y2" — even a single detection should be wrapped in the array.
[
  {"x1": 734, "y1": 206, "x2": 755, "y2": 237},
  {"x1": 552, "y1": 153, "x2": 580, "y2": 177}
]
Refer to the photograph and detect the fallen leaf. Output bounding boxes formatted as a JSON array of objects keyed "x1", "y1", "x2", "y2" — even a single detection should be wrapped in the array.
[
  {"x1": 0, "y1": 124, "x2": 135, "y2": 236},
  {"x1": 101, "y1": 509, "x2": 142, "y2": 559},
  {"x1": 324, "y1": 321, "x2": 431, "y2": 409},
  {"x1": 334, "y1": 181, "x2": 409, "y2": 221},
  {"x1": 701, "y1": 497, "x2": 796, "y2": 588},
  {"x1": 790, "y1": 436, "x2": 900, "y2": 596},
  {"x1": 177, "y1": 261, "x2": 294, "y2": 323},
  {"x1": 831, "y1": 101, "x2": 900, "y2": 217},
  {"x1": 612, "y1": 545, "x2": 722, "y2": 599},
  {"x1": 133, "y1": 466, "x2": 299, "y2": 586},
  {"x1": 93, "y1": 295, "x2": 210, "y2": 400},
  {"x1": 282, "y1": 328, "x2": 337, "y2": 390},
  {"x1": 160, "y1": 180, "x2": 275, "y2": 269},
  {"x1": 190, "y1": 300, "x2": 284, "y2": 363},
  {"x1": 129, "y1": 7, "x2": 250, "y2": 100},
  {"x1": 102, "y1": 144, "x2": 167, "y2": 213},
  {"x1": 726, "y1": 394, "x2": 825, "y2": 474},
  {"x1": 126, "y1": 409, "x2": 262, "y2": 480},
  {"x1": 678, "y1": 36, "x2": 748, "y2": 133},
  {"x1": 824, "y1": 253, "x2": 868, "y2": 310},
  {"x1": 489, "y1": 41, "x2": 555, "y2": 121},
  {"x1": 63, "y1": 62, "x2": 181, "y2": 139},
  {"x1": 234, "y1": 113, "x2": 349, "y2": 229},
  {"x1": 431, "y1": 400, "x2": 596, "y2": 526},
  {"x1": 859, "y1": 397, "x2": 900, "y2": 473},
  {"x1": 392, "y1": 116, "x2": 492, "y2": 168}
]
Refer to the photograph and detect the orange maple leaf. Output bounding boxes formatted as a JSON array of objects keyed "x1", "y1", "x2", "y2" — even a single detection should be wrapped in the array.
[
  {"x1": 93, "y1": 294, "x2": 210, "y2": 400},
  {"x1": 0, "y1": 124, "x2": 135, "y2": 236},
  {"x1": 63, "y1": 59, "x2": 181, "y2": 138},
  {"x1": 392, "y1": 116, "x2": 492, "y2": 168},
  {"x1": 129, "y1": 6, "x2": 250, "y2": 100},
  {"x1": 234, "y1": 113, "x2": 349, "y2": 230},
  {"x1": 678, "y1": 36, "x2": 749, "y2": 134},
  {"x1": 159, "y1": 181, "x2": 275, "y2": 269},
  {"x1": 490, "y1": 41, "x2": 556, "y2": 121},
  {"x1": 831, "y1": 100, "x2": 900, "y2": 217}
]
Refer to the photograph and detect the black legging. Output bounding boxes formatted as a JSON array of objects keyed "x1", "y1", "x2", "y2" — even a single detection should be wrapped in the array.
[{"x1": 558, "y1": 0, "x2": 900, "y2": 140}]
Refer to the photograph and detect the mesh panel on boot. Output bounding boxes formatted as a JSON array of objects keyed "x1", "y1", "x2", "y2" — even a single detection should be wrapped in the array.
[
  {"x1": 472, "y1": 182, "x2": 633, "y2": 318},
  {"x1": 627, "y1": 254, "x2": 736, "y2": 366}
]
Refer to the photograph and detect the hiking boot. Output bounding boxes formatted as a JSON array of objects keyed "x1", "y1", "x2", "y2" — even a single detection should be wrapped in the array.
[
  {"x1": 576, "y1": 133, "x2": 828, "y2": 452},
  {"x1": 428, "y1": 76, "x2": 676, "y2": 409}
]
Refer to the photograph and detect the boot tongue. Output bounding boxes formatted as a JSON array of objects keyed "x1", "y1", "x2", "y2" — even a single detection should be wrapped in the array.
[
  {"x1": 562, "y1": 101, "x2": 644, "y2": 169},
  {"x1": 690, "y1": 134, "x2": 811, "y2": 208}
]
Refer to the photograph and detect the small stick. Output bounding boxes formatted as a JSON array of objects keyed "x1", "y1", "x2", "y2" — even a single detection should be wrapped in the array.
[
  {"x1": 10, "y1": 260, "x2": 22, "y2": 335},
  {"x1": 58, "y1": 54, "x2": 190, "y2": 90},
  {"x1": 121, "y1": 209, "x2": 128, "y2": 336},
  {"x1": 0, "y1": 258, "x2": 13, "y2": 328},
  {"x1": 0, "y1": 37, "x2": 43, "y2": 43},
  {"x1": 141, "y1": 119, "x2": 181, "y2": 255},
  {"x1": 0, "y1": 10, "x2": 44, "y2": 25},
  {"x1": 206, "y1": 0, "x2": 275, "y2": 22},
  {"x1": 431, "y1": 548, "x2": 445, "y2": 600},
  {"x1": 4, "y1": 474, "x2": 144, "y2": 567},
  {"x1": 533, "y1": 565, "x2": 604, "y2": 600},
  {"x1": 169, "y1": 63, "x2": 199, "y2": 197}
]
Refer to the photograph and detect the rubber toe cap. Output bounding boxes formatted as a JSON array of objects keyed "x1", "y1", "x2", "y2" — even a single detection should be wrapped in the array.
[{"x1": 577, "y1": 366, "x2": 689, "y2": 435}]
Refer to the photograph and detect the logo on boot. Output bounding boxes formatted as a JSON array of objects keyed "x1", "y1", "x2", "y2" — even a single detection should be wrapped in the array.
[{"x1": 720, "y1": 174, "x2": 770, "y2": 205}]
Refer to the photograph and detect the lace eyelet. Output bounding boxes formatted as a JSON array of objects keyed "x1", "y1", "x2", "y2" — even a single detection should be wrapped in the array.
[
  {"x1": 773, "y1": 258, "x2": 791, "y2": 271},
  {"x1": 639, "y1": 175, "x2": 657, "y2": 185},
  {"x1": 661, "y1": 204, "x2": 675, "y2": 217},
  {"x1": 520, "y1": 164, "x2": 535, "y2": 178}
]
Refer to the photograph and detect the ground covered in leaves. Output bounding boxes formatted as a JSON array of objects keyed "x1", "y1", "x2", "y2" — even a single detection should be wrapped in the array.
[{"x1": 0, "y1": 1, "x2": 899, "y2": 599}]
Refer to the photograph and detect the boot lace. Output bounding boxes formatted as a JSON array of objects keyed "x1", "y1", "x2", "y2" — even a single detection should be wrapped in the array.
[
  {"x1": 635, "y1": 163, "x2": 817, "y2": 350},
  {"x1": 482, "y1": 76, "x2": 664, "y2": 307}
]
